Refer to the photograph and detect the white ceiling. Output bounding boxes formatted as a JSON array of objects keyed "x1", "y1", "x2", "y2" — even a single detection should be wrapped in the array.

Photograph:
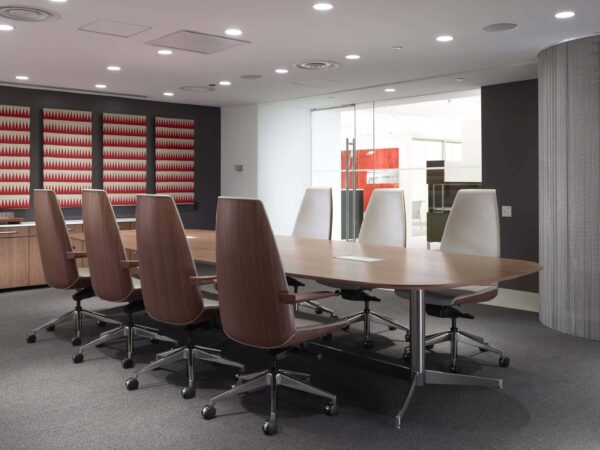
[{"x1": 0, "y1": 0, "x2": 598, "y2": 108}]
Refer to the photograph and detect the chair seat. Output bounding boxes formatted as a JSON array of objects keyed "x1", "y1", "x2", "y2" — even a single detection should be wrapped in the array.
[
  {"x1": 395, "y1": 285, "x2": 498, "y2": 306},
  {"x1": 277, "y1": 312, "x2": 348, "y2": 348}
]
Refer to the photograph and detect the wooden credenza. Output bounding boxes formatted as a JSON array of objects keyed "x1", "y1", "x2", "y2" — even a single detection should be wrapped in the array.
[{"x1": 0, "y1": 219, "x2": 135, "y2": 290}]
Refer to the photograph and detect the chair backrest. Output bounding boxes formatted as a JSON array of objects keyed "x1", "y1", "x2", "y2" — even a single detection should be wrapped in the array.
[
  {"x1": 292, "y1": 187, "x2": 332, "y2": 239},
  {"x1": 216, "y1": 197, "x2": 296, "y2": 349},
  {"x1": 358, "y1": 188, "x2": 407, "y2": 247},
  {"x1": 82, "y1": 189, "x2": 134, "y2": 302},
  {"x1": 33, "y1": 189, "x2": 79, "y2": 289},
  {"x1": 440, "y1": 189, "x2": 500, "y2": 257},
  {"x1": 136, "y1": 195, "x2": 207, "y2": 326}
]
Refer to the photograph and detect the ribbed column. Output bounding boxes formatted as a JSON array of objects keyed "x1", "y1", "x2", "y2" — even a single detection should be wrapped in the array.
[{"x1": 539, "y1": 35, "x2": 600, "y2": 340}]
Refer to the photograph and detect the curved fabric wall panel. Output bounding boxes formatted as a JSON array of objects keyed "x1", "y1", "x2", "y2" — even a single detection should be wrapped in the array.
[{"x1": 539, "y1": 35, "x2": 600, "y2": 340}]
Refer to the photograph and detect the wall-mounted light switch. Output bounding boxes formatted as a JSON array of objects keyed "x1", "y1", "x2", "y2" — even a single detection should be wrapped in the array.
[
  {"x1": 501, "y1": 205, "x2": 512, "y2": 218},
  {"x1": 234, "y1": 164, "x2": 244, "y2": 172}
]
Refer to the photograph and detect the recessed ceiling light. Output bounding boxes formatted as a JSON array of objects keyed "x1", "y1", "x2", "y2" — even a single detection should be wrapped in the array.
[
  {"x1": 313, "y1": 3, "x2": 333, "y2": 11},
  {"x1": 225, "y1": 28, "x2": 242, "y2": 36},
  {"x1": 95, "y1": 84, "x2": 107, "y2": 89},
  {"x1": 157, "y1": 49, "x2": 173, "y2": 55},
  {"x1": 49, "y1": 0, "x2": 68, "y2": 2},
  {"x1": 107, "y1": 65, "x2": 121, "y2": 71},
  {"x1": 345, "y1": 54, "x2": 360, "y2": 60},
  {"x1": 219, "y1": 80, "x2": 232, "y2": 86},
  {"x1": 392, "y1": 45, "x2": 403, "y2": 50},
  {"x1": 275, "y1": 68, "x2": 289, "y2": 74},
  {"x1": 163, "y1": 92, "x2": 174, "y2": 97},
  {"x1": 555, "y1": 11, "x2": 575, "y2": 19},
  {"x1": 483, "y1": 23, "x2": 518, "y2": 32},
  {"x1": 15, "y1": 75, "x2": 29, "y2": 81},
  {"x1": 0, "y1": 24, "x2": 14, "y2": 31},
  {"x1": 456, "y1": 77, "x2": 465, "y2": 82},
  {"x1": 384, "y1": 88, "x2": 396, "y2": 93},
  {"x1": 436, "y1": 35, "x2": 454, "y2": 42}
]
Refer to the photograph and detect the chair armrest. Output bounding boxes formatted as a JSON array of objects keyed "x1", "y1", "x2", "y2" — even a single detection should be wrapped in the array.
[
  {"x1": 120, "y1": 260, "x2": 139, "y2": 269},
  {"x1": 66, "y1": 251, "x2": 87, "y2": 259},
  {"x1": 279, "y1": 291, "x2": 336, "y2": 304},
  {"x1": 190, "y1": 275, "x2": 218, "y2": 287}
]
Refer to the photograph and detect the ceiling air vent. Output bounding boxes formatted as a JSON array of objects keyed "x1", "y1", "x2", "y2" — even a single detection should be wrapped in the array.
[
  {"x1": 0, "y1": 6, "x2": 59, "y2": 22},
  {"x1": 295, "y1": 61, "x2": 339, "y2": 70},
  {"x1": 179, "y1": 85, "x2": 216, "y2": 93},
  {"x1": 240, "y1": 74, "x2": 262, "y2": 80}
]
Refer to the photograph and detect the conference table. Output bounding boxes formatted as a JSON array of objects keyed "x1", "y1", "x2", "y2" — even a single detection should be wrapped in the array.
[{"x1": 72, "y1": 229, "x2": 541, "y2": 428}]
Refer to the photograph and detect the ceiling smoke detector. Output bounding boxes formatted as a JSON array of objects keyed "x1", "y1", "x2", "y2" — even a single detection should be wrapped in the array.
[
  {"x1": 0, "y1": 6, "x2": 59, "y2": 22},
  {"x1": 295, "y1": 61, "x2": 339, "y2": 70},
  {"x1": 179, "y1": 85, "x2": 216, "y2": 93}
]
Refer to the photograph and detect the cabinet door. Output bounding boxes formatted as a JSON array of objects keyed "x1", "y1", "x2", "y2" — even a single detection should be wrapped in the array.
[
  {"x1": 0, "y1": 237, "x2": 30, "y2": 289},
  {"x1": 29, "y1": 237, "x2": 47, "y2": 286}
]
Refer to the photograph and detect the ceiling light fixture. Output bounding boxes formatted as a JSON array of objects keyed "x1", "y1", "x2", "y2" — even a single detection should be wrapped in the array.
[
  {"x1": 436, "y1": 35, "x2": 454, "y2": 42},
  {"x1": 555, "y1": 11, "x2": 575, "y2": 19},
  {"x1": 392, "y1": 45, "x2": 403, "y2": 50},
  {"x1": 107, "y1": 65, "x2": 121, "y2": 71},
  {"x1": 219, "y1": 80, "x2": 232, "y2": 86},
  {"x1": 456, "y1": 77, "x2": 465, "y2": 82},
  {"x1": 225, "y1": 28, "x2": 242, "y2": 36},
  {"x1": 95, "y1": 84, "x2": 107, "y2": 89},
  {"x1": 0, "y1": 24, "x2": 14, "y2": 31},
  {"x1": 49, "y1": 0, "x2": 68, "y2": 3},
  {"x1": 275, "y1": 68, "x2": 289, "y2": 74},
  {"x1": 163, "y1": 92, "x2": 174, "y2": 97},
  {"x1": 15, "y1": 75, "x2": 29, "y2": 81},
  {"x1": 157, "y1": 49, "x2": 173, "y2": 55},
  {"x1": 313, "y1": 3, "x2": 333, "y2": 11},
  {"x1": 345, "y1": 54, "x2": 360, "y2": 60},
  {"x1": 384, "y1": 88, "x2": 396, "y2": 93}
]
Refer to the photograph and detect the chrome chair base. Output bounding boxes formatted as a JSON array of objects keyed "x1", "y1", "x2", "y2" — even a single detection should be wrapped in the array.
[
  {"x1": 72, "y1": 322, "x2": 177, "y2": 368},
  {"x1": 201, "y1": 353, "x2": 337, "y2": 435},
  {"x1": 297, "y1": 300, "x2": 336, "y2": 317},
  {"x1": 125, "y1": 343, "x2": 244, "y2": 399},
  {"x1": 344, "y1": 303, "x2": 409, "y2": 348}
]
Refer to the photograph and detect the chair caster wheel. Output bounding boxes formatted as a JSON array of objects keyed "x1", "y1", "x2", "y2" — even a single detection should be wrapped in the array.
[
  {"x1": 322, "y1": 333, "x2": 332, "y2": 341},
  {"x1": 46, "y1": 325, "x2": 56, "y2": 332},
  {"x1": 201, "y1": 405, "x2": 216, "y2": 420},
  {"x1": 262, "y1": 420, "x2": 278, "y2": 435},
  {"x1": 315, "y1": 307, "x2": 324, "y2": 315},
  {"x1": 26, "y1": 334, "x2": 36, "y2": 344},
  {"x1": 325, "y1": 403, "x2": 338, "y2": 416},
  {"x1": 426, "y1": 345, "x2": 434, "y2": 351},
  {"x1": 72, "y1": 353, "x2": 84, "y2": 364},
  {"x1": 342, "y1": 324, "x2": 350, "y2": 331},
  {"x1": 479, "y1": 347, "x2": 489, "y2": 352},
  {"x1": 404, "y1": 332, "x2": 411, "y2": 341},
  {"x1": 362, "y1": 340, "x2": 373, "y2": 349},
  {"x1": 181, "y1": 386, "x2": 196, "y2": 399},
  {"x1": 388, "y1": 326, "x2": 397, "y2": 331},
  {"x1": 96, "y1": 321, "x2": 106, "y2": 328},
  {"x1": 449, "y1": 364, "x2": 461, "y2": 373},
  {"x1": 96, "y1": 343, "x2": 105, "y2": 348},
  {"x1": 71, "y1": 336, "x2": 81, "y2": 346},
  {"x1": 121, "y1": 358, "x2": 134, "y2": 369},
  {"x1": 150, "y1": 339, "x2": 159, "y2": 344},
  {"x1": 403, "y1": 349, "x2": 411, "y2": 360},
  {"x1": 499, "y1": 356, "x2": 510, "y2": 368},
  {"x1": 125, "y1": 378, "x2": 139, "y2": 390}
]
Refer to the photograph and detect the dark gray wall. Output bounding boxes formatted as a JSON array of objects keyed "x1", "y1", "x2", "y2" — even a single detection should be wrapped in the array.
[
  {"x1": 482, "y1": 79, "x2": 539, "y2": 292},
  {"x1": 0, "y1": 86, "x2": 220, "y2": 229}
]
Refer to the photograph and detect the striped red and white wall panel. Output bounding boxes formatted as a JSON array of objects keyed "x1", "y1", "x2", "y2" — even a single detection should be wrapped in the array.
[
  {"x1": 103, "y1": 113, "x2": 147, "y2": 206},
  {"x1": 42, "y1": 108, "x2": 93, "y2": 208},
  {"x1": 0, "y1": 105, "x2": 30, "y2": 209},
  {"x1": 155, "y1": 117, "x2": 195, "y2": 204}
]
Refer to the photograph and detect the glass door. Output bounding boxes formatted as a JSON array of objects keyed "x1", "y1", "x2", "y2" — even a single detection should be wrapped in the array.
[{"x1": 311, "y1": 105, "x2": 358, "y2": 241}]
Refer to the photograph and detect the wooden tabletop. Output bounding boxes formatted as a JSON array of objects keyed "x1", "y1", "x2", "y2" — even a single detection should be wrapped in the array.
[{"x1": 71, "y1": 229, "x2": 541, "y2": 290}]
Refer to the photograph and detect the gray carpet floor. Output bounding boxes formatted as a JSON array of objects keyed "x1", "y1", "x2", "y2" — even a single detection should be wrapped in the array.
[{"x1": 1, "y1": 281, "x2": 600, "y2": 450}]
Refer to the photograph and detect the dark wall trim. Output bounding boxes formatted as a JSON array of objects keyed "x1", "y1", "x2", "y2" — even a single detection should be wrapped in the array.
[
  {"x1": 0, "y1": 86, "x2": 220, "y2": 229},
  {"x1": 482, "y1": 79, "x2": 539, "y2": 292}
]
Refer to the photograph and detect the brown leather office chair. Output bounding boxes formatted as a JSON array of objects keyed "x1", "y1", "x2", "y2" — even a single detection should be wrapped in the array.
[
  {"x1": 124, "y1": 194, "x2": 244, "y2": 399},
  {"x1": 201, "y1": 197, "x2": 348, "y2": 435},
  {"x1": 27, "y1": 189, "x2": 120, "y2": 346},
  {"x1": 72, "y1": 190, "x2": 176, "y2": 368}
]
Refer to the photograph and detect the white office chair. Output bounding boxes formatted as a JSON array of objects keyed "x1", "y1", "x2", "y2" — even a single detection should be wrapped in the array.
[
  {"x1": 287, "y1": 187, "x2": 336, "y2": 316},
  {"x1": 332, "y1": 189, "x2": 410, "y2": 348},
  {"x1": 396, "y1": 189, "x2": 510, "y2": 373}
]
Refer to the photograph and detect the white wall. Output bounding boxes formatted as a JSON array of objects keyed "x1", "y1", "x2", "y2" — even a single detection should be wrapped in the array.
[
  {"x1": 220, "y1": 105, "x2": 258, "y2": 197},
  {"x1": 258, "y1": 104, "x2": 311, "y2": 235}
]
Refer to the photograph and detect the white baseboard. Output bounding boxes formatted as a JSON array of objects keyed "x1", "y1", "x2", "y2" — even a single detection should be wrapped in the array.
[{"x1": 486, "y1": 288, "x2": 539, "y2": 313}]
